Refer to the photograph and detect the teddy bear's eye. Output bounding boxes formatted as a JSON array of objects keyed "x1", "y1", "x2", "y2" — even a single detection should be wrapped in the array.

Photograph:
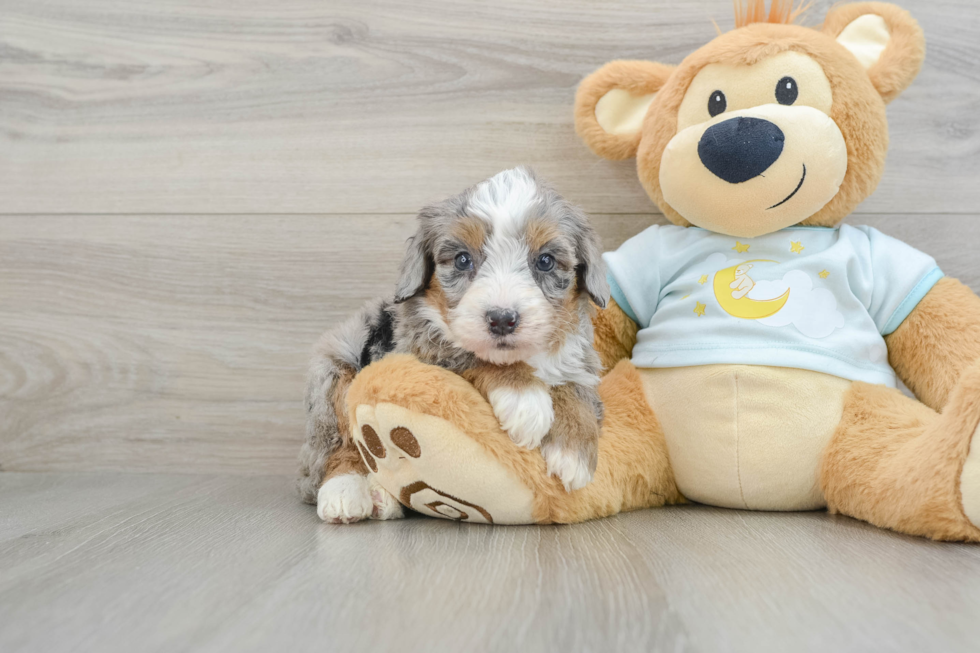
[
  {"x1": 776, "y1": 76, "x2": 799, "y2": 105},
  {"x1": 708, "y1": 90, "x2": 727, "y2": 117}
]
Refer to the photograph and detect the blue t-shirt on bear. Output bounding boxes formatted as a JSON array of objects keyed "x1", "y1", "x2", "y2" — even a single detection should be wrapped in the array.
[{"x1": 603, "y1": 224, "x2": 943, "y2": 387}]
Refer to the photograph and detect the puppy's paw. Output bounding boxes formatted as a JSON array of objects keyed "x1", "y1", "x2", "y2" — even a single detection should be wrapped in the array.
[
  {"x1": 487, "y1": 385, "x2": 554, "y2": 450},
  {"x1": 369, "y1": 480, "x2": 405, "y2": 521},
  {"x1": 541, "y1": 441, "x2": 595, "y2": 492},
  {"x1": 317, "y1": 474, "x2": 374, "y2": 524}
]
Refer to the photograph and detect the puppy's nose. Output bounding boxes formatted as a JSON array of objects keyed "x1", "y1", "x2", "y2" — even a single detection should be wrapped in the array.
[
  {"x1": 486, "y1": 309, "x2": 519, "y2": 336},
  {"x1": 698, "y1": 117, "x2": 785, "y2": 184}
]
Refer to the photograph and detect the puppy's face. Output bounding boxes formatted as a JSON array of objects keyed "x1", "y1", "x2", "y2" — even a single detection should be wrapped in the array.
[{"x1": 395, "y1": 168, "x2": 609, "y2": 365}]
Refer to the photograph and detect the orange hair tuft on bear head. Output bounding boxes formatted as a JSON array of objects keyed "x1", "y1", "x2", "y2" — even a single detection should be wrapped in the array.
[{"x1": 733, "y1": 0, "x2": 811, "y2": 28}]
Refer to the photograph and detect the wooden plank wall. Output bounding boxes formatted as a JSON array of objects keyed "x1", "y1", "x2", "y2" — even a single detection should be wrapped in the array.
[{"x1": 1, "y1": 0, "x2": 978, "y2": 474}]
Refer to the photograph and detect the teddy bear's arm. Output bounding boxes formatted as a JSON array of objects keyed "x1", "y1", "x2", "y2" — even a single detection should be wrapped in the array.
[
  {"x1": 592, "y1": 299, "x2": 639, "y2": 374},
  {"x1": 885, "y1": 277, "x2": 980, "y2": 410}
]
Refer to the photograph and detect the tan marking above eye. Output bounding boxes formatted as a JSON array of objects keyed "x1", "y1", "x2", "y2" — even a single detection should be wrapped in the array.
[
  {"x1": 677, "y1": 51, "x2": 833, "y2": 131},
  {"x1": 451, "y1": 217, "x2": 488, "y2": 254},
  {"x1": 525, "y1": 219, "x2": 561, "y2": 253}
]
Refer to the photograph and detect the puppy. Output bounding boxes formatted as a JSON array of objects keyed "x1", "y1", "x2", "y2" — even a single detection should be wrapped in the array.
[{"x1": 298, "y1": 167, "x2": 610, "y2": 523}]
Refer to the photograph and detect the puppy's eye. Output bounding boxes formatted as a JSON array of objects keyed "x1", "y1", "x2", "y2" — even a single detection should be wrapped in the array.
[
  {"x1": 708, "y1": 90, "x2": 727, "y2": 117},
  {"x1": 453, "y1": 252, "x2": 473, "y2": 271},
  {"x1": 535, "y1": 254, "x2": 555, "y2": 272},
  {"x1": 776, "y1": 77, "x2": 798, "y2": 105}
]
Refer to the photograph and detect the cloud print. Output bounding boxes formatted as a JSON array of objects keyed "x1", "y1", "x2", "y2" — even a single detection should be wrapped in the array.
[
  {"x1": 701, "y1": 252, "x2": 740, "y2": 271},
  {"x1": 749, "y1": 270, "x2": 844, "y2": 339}
]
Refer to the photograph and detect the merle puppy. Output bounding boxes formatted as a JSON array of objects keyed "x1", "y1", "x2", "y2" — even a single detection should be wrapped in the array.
[{"x1": 299, "y1": 167, "x2": 610, "y2": 523}]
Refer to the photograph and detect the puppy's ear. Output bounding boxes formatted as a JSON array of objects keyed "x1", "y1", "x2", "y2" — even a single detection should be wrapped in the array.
[
  {"x1": 570, "y1": 210, "x2": 610, "y2": 309},
  {"x1": 393, "y1": 216, "x2": 434, "y2": 303},
  {"x1": 822, "y1": 2, "x2": 925, "y2": 103},
  {"x1": 575, "y1": 60, "x2": 674, "y2": 160}
]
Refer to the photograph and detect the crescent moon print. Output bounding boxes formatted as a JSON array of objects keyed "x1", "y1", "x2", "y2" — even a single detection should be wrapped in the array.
[{"x1": 713, "y1": 260, "x2": 790, "y2": 319}]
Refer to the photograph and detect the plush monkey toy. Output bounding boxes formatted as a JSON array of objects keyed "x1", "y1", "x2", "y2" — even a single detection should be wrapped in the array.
[{"x1": 338, "y1": 0, "x2": 980, "y2": 540}]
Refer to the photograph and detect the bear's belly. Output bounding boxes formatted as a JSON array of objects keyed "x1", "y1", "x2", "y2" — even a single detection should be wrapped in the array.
[{"x1": 639, "y1": 365, "x2": 851, "y2": 511}]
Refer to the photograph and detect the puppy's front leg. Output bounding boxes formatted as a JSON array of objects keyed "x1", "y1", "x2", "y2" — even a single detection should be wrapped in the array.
[
  {"x1": 318, "y1": 442, "x2": 405, "y2": 524},
  {"x1": 464, "y1": 363, "x2": 554, "y2": 450},
  {"x1": 541, "y1": 383, "x2": 601, "y2": 492}
]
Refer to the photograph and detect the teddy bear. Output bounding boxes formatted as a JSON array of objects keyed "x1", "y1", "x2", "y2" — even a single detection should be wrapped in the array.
[
  {"x1": 332, "y1": 0, "x2": 980, "y2": 541},
  {"x1": 730, "y1": 263, "x2": 757, "y2": 300}
]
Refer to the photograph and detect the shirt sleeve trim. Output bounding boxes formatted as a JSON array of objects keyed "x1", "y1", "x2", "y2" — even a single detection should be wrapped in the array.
[
  {"x1": 880, "y1": 266, "x2": 944, "y2": 336},
  {"x1": 607, "y1": 272, "x2": 640, "y2": 325}
]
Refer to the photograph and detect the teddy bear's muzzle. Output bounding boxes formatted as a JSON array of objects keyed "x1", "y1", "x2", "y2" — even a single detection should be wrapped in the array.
[{"x1": 659, "y1": 104, "x2": 848, "y2": 238}]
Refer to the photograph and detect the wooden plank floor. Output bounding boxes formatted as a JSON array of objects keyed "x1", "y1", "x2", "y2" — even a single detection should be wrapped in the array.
[{"x1": 2, "y1": 472, "x2": 980, "y2": 653}]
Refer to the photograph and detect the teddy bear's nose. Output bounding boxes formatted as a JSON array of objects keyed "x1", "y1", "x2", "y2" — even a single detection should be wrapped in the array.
[{"x1": 698, "y1": 117, "x2": 785, "y2": 184}]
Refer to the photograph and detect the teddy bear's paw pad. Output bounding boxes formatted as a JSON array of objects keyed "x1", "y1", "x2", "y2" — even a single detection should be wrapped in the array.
[
  {"x1": 960, "y1": 422, "x2": 980, "y2": 529},
  {"x1": 317, "y1": 473, "x2": 374, "y2": 524},
  {"x1": 399, "y1": 482, "x2": 496, "y2": 523},
  {"x1": 353, "y1": 402, "x2": 537, "y2": 524}
]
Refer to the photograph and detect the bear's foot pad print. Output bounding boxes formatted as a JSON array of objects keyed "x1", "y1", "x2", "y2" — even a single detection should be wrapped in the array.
[{"x1": 353, "y1": 402, "x2": 536, "y2": 524}]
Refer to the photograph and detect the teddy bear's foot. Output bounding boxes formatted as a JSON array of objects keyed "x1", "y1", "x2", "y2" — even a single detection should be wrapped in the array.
[
  {"x1": 960, "y1": 422, "x2": 980, "y2": 529},
  {"x1": 350, "y1": 401, "x2": 537, "y2": 524},
  {"x1": 824, "y1": 360, "x2": 980, "y2": 541},
  {"x1": 317, "y1": 473, "x2": 404, "y2": 524},
  {"x1": 345, "y1": 355, "x2": 684, "y2": 525},
  {"x1": 952, "y1": 359, "x2": 980, "y2": 532}
]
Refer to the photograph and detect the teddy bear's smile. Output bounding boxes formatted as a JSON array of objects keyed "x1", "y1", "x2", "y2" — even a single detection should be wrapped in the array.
[{"x1": 769, "y1": 163, "x2": 806, "y2": 210}]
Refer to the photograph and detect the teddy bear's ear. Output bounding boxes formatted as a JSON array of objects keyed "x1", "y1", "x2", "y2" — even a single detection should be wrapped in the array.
[
  {"x1": 574, "y1": 60, "x2": 674, "y2": 160},
  {"x1": 822, "y1": 2, "x2": 925, "y2": 103}
]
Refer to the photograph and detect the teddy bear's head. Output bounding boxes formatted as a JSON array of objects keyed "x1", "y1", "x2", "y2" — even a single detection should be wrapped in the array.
[{"x1": 575, "y1": 1, "x2": 924, "y2": 238}]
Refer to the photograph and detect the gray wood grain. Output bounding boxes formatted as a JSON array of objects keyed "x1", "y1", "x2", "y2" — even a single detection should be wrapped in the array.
[
  {"x1": 1, "y1": 0, "x2": 978, "y2": 215},
  {"x1": 2, "y1": 214, "x2": 977, "y2": 474},
  {"x1": 1, "y1": 472, "x2": 979, "y2": 653}
]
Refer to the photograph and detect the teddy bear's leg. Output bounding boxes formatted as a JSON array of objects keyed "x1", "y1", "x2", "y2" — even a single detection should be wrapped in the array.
[
  {"x1": 345, "y1": 354, "x2": 682, "y2": 524},
  {"x1": 821, "y1": 360, "x2": 980, "y2": 541}
]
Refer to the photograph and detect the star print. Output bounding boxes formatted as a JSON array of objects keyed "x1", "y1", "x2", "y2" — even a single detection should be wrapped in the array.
[
  {"x1": 681, "y1": 294, "x2": 691, "y2": 300},
  {"x1": 732, "y1": 241, "x2": 750, "y2": 253},
  {"x1": 818, "y1": 270, "x2": 830, "y2": 279},
  {"x1": 694, "y1": 302, "x2": 706, "y2": 317},
  {"x1": 698, "y1": 275, "x2": 708, "y2": 285},
  {"x1": 790, "y1": 240, "x2": 805, "y2": 254}
]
